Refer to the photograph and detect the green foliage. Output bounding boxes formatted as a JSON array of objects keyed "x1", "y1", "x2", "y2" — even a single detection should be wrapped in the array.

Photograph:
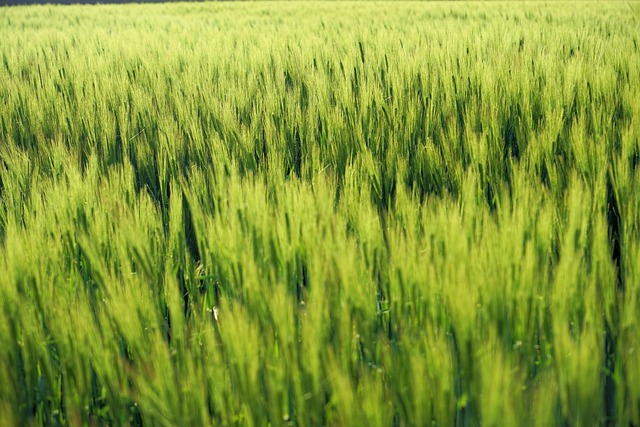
[{"x1": 0, "y1": 2, "x2": 639, "y2": 425}]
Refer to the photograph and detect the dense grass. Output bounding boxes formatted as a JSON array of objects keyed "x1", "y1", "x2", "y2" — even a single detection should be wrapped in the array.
[{"x1": 1, "y1": 1, "x2": 639, "y2": 425}]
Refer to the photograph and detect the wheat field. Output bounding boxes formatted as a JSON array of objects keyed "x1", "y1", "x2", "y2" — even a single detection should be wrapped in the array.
[{"x1": 1, "y1": 2, "x2": 639, "y2": 425}]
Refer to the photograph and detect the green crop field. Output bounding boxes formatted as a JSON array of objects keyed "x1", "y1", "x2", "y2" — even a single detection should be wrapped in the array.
[{"x1": 0, "y1": 1, "x2": 639, "y2": 425}]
